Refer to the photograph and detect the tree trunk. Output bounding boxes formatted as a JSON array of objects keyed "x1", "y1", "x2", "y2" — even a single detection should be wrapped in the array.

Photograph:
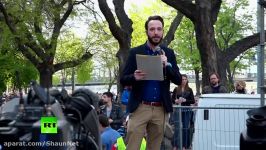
[
  {"x1": 161, "y1": 0, "x2": 222, "y2": 88},
  {"x1": 194, "y1": 69, "x2": 201, "y2": 96},
  {"x1": 71, "y1": 68, "x2": 75, "y2": 93},
  {"x1": 117, "y1": 46, "x2": 130, "y2": 94},
  {"x1": 98, "y1": 0, "x2": 133, "y2": 95},
  {"x1": 39, "y1": 65, "x2": 53, "y2": 88},
  {"x1": 217, "y1": 57, "x2": 227, "y2": 87},
  {"x1": 194, "y1": 18, "x2": 219, "y2": 88},
  {"x1": 0, "y1": 1, "x2": 93, "y2": 90},
  {"x1": 162, "y1": 0, "x2": 263, "y2": 90},
  {"x1": 226, "y1": 63, "x2": 234, "y2": 92}
]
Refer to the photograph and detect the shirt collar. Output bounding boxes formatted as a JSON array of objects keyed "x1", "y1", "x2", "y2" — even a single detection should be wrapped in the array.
[{"x1": 145, "y1": 42, "x2": 160, "y2": 55}]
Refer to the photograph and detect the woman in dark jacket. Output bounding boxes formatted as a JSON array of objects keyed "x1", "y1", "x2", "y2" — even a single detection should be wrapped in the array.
[{"x1": 171, "y1": 74, "x2": 195, "y2": 150}]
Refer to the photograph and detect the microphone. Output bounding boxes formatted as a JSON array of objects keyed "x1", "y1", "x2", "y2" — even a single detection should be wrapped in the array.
[
  {"x1": 154, "y1": 46, "x2": 163, "y2": 55},
  {"x1": 154, "y1": 46, "x2": 166, "y2": 80}
]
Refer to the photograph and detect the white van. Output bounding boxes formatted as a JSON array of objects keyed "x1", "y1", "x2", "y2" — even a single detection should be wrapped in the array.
[{"x1": 192, "y1": 94, "x2": 261, "y2": 150}]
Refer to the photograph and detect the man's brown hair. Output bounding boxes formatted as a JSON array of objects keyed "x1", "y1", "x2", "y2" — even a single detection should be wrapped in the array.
[
  {"x1": 98, "y1": 114, "x2": 109, "y2": 127},
  {"x1": 145, "y1": 15, "x2": 164, "y2": 31}
]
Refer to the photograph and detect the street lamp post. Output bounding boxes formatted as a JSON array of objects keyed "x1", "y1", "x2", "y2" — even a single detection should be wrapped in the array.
[{"x1": 257, "y1": 0, "x2": 265, "y2": 106}]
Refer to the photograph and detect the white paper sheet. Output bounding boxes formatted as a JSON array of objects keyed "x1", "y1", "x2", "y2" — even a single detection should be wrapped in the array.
[{"x1": 136, "y1": 54, "x2": 164, "y2": 81}]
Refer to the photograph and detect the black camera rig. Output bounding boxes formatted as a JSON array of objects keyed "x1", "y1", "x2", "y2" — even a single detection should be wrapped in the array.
[
  {"x1": 0, "y1": 81, "x2": 101, "y2": 150},
  {"x1": 240, "y1": 106, "x2": 266, "y2": 150}
]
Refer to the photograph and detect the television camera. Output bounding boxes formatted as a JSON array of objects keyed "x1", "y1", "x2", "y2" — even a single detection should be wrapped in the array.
[
  {"x1": 0, "y1": 81, "x2": 101, "y2": 150},
  {"x1": 240, "y1": 106, "x2": 266, "y2": 150}
]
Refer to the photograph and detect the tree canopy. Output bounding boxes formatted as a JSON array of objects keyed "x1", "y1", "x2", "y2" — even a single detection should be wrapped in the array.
[{"x1": 0, "y1": 0, "x2": 93, "y2": 87}]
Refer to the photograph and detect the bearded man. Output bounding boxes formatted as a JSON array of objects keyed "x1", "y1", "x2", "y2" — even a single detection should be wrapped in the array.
[
  {"x1": 202, "y1": 73, "x2": 228, "y2": 94},
  {"x1": 120, "y1": 15, "x2": 182, "y2": 150}
]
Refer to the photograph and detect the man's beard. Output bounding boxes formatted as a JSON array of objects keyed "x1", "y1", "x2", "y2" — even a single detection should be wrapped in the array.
[
  {"x1": 148, "y1": 35, "x2": 162, "y2": 46},
  {"x1": 211, "y1": 82, "x2": 218, "y2": 86}
]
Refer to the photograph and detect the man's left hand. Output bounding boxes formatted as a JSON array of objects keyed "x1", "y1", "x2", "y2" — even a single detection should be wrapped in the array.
[{"x1": 160, "y1": 50, "x2": 167, "y2": 65}]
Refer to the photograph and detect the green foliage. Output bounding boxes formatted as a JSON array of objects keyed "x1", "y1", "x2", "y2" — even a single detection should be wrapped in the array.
[
  {"x1": 216, "y1": 0, "x2": 253, "y2": 50},
  {"x1": 0, "y1": 21, "x2": 38, "y2": 90},
  {"x1": 0, "y1": 6, "x2": 38, "y2": 91},
  {"x1": 55, "y1": 32, "x2": 93, "y2": 84},
  {"x1": 76, "y1": 60, "x2": 93, "y2": 84},
  {"x1": 128, "y1": 0, "x2": 175, "y2": 47},
  {"x1": 85, "y1": 21, "x2": 119, "y2": 82},
  {"x1": 169, "y1": 17, "x2": 201, "y2": 73},
  {"x1": 128, "y1": 0, "x2": 201, "y2": 74},
  {"x1": 56, "y1": 32, "x2": 85, "y2": 62},
  {"x1": 229, "y1": 49, "x2": 256, "y2": 74},
  {"x1": 0, "y1": 53, "x2": 38, "y2": 89},
  {"x1": 85, "y1": 21, "x2": 118, "y2": 54},
  {"x1": 0, "y1": 21, "x2": 17, "y2": 54},
  {"x1": 169, "y1": 0, "x2": 253, "y2": 76},
  {"x1": 1, "y1": 0, "x2": 94, "y2": 88},
  {"x1": 2, "y1": 0, "x2": 81, "y2": 39},
  {"x1": 0, "y1": 79, "x2": 6, "y2": 94},
  {"x1": 215, "y1": 0, "x2": 255, "y2": 78},
  {"x1": 52, "y1": 74, "x2": 60, "y2": 86}
]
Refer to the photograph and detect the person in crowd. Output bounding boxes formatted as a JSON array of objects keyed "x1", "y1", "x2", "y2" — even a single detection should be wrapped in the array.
[
  {"x1": 202, "y1": 72, "x2": 227, "y2": 94},
  {"x1": 121, "y1": 85, "x2": 132, "y2": 114},
  {"x1": 99, "y1": 92, "x2": 124, "y2": 130},
  {"x1": 120, "y1": 15, "x2": 182, "y2": 150},
  {"x1": 99, "y1": 114, "x2": 121, "y2": 150},
  {"x1": 116, "y1": 115, "x2": 129, "y2": 138},
  {"x1": 97, "y1": 99, "x2": 105, "y2": 114},
  {"x1": 171, "y1": 74, "x2": 195, "y2": 150},
  {"x1": 233, "y1": 80, "x2": 247, "y2": 94},
  {"x1": 97, "y1": 92, "x2": 103, "y2": 99},
  {"x1": 112, "y1": 92, "x2": 119, "y2": 104}
]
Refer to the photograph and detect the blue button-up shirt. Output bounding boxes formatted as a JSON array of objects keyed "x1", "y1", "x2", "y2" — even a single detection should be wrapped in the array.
[{"x1": 140, "y1": 44, "x2": 161, "y2": 102}]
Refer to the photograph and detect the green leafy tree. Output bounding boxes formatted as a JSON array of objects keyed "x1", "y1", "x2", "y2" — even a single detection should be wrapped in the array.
[
  {"x1": 162, "y1": 0, "x2": 259, "y2": 88},
  {"x1": 170, "y1": 1, "x2": 254, "y2": 93},
  {"x1": 0, "y1": 20, "x2": 38, "y2": 92},
  {"x1": 0, "y1": 0, "x2": 92, "y2": 88},
  {"x1": 170, "y1": 17, "x2": 201, "y2": 95},
  {"x1": 86, "y1": 21, "x2": 119, "y2": 92},
  {"x1": 0, "y1": 53, "x2": 38, "y2": 91},
  {"x1": 55, "y1": 32, "x2": 93, "y2": 85},
  {"x1": 52, "y1": 75, "x2": 60, "y2": 86},
  {"x1": 215, "y1": 1, "x2": 254, "y2": 89},
  {"x1": 129, "y1": 0, "x2": 179, "y2": 47},
  {"x1": 76, "y1": 60, "x2": 93, "y2": 84}
]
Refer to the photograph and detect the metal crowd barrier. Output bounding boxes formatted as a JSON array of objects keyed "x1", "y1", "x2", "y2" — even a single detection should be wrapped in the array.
[{"x1": 162, "y1": 105, "x2": 259, "y2": 150}]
